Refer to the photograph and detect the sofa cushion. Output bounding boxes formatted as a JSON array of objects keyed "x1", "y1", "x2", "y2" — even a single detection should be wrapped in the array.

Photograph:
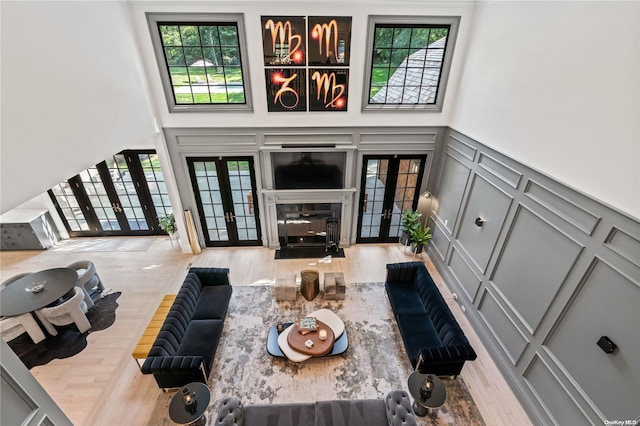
[
  {"x1": 385, "y1": 282, "x2": 426, "y2": 315},
  {"x1": 395, "y1": 312, "x2": 442, "y2": 362},
  {"x1": 316, "y1": 399, "x2": 388, "y2": 426},
  {"x1": 215, "y1": 397, "x2": 244, "y2": 426},
  {"x1": 176, "y1": 319, "x2": 224, "y2": 370},
  {"x1": 244, "y1": 403, "x2": 315, "y2": 426},
  {"x1": 192, "y1": 285, "x2": 233, "y2": 320},
  {"x1": 385, "y1": 390, "x2": 417, "y2": 426}
]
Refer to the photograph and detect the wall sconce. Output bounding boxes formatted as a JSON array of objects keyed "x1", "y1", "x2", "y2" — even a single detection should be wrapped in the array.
[
  {"x1": 597, "y1": 336, "x2": 617, "y2": 354},
  {"x1": 422, "y1": 191, "x2": 432, "y2": 199},
  {"x1": 474, "y1": 217, "x2": 485, "y2": 227}
]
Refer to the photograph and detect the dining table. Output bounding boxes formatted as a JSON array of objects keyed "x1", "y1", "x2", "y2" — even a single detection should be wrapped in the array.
[{"x1": 0, "y1": 268, "x2": 78, "y2": 317}]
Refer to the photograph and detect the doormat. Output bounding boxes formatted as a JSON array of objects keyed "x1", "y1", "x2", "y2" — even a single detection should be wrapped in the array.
[
  {"x1": 275, "y1": 247, "x2": 345, "y2": 260},
  {"x1": 7, "y1": 292, "x2": 121, "y2": 369}
]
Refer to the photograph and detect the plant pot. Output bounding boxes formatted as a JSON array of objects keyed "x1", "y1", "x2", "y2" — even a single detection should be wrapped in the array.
[
  {"x1": 400, "y1": 231, "x2": 411, "y2": 246},
  {"x1": 411, "y1": 242, "x2": 424, "y2": 254}
]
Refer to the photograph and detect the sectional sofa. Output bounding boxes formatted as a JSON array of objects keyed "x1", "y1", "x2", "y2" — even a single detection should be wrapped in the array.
[
  {"x1": 141, "y1": 267, "x2": 232, "y2": 389},
  {"x1": 385, "y1": 261, "x2": 477, "y2": 377}
]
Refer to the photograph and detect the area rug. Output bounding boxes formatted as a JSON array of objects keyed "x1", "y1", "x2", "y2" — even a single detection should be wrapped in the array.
[
  {"x1": 7, "y1": 292, "x2": 121, "y2": 369},
  {"x1": 51, "y1": 237, "x2": 155, "y2": 253},
  {"x1": 275, "y1": 247, "x2": 346, "y2": 259},
  {"x1": 146, "y1": 284, "x2": 484, "y2": 426}
]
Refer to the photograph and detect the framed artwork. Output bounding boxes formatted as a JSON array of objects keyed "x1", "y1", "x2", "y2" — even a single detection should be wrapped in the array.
[
  {"x1": 265, "y1": 68, "x2": 307, "y2": 112},
  {"x1": 262, "y1": 16, "x2": 351, "y2": 112},
  {"x1": 309, "y1": 69, "x2": 348, "y2": 111},
  {"x1": 308, "y1": 17, "x2": 351, "y2": 66}
]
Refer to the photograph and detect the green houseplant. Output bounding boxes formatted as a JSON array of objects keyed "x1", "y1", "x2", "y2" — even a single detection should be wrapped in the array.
[
  {"x1": 409, "y1": 223, "x2": 432, "y2": 254},
  {"x1": 158, "y1": 213, "x2": 177, "y2": 245},
  {"x1": 400, "y1": 209, "x2": 422, "y2": 245}
]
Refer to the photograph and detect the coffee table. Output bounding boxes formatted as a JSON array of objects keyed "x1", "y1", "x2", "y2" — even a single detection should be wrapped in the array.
[
  {"x1": 287, "y1": 319, "x2": 335, "y2": 356},
  {"x1": 267, "y1": 309, "x2": 348, "y2": 361}
]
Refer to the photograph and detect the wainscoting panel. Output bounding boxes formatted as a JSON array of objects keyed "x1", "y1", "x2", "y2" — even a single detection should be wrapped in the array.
[
  {"x1": 429, "y1": 128, "x2": 640, "y2": 425},
  {"x1": 490, "y1": 205, "x2": 584, "y2": 333},
  {"x1": 478, "y1": 289, "x2": 529, "y2": 365},
  {"x1": 448, "y1": 246, "x2": 482, "y2": 302},
  {"x1": 430, "y1": 219, "x2": 450, "y2": 262},
  {"x1": 523, "y1": 355, "x2": 591, "y2": 425},
  {"x1": 544, "y1": 259, "x2": 640, "y2": 421},
  {"x1": 455, "y1": 174, "x2": 512, "y2": 274},
  {"x1": 524, "y1": 179, "x2": 601, "y2": 236},
  {"x1": 436, "y1": 153, "x2": 471, "y2": 235}
]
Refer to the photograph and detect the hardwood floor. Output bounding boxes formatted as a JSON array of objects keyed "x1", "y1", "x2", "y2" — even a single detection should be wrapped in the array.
[{"x1": 0, "y1": 237, "x2": 532, "y2": 425}]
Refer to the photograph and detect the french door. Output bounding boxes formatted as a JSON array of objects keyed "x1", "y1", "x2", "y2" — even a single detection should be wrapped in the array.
[
  {"x1": 187, "y1": 157, "x2": 261, "y2": 247},
  {"x1": 49, "y1": 150, "x2": 172, "y2": 237},
  {"x1": 356, "y1": 155, "x2": 427, "y2": 243}
]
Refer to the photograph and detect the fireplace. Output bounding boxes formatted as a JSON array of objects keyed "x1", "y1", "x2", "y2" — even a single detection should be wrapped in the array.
[{"x1": 277, "y1": 203, "x2": 341, "y2": 248}]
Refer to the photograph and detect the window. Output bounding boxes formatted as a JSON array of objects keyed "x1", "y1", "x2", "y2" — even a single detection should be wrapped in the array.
[
  {"x1": 363, "y1": 16, "x2": 459, "y2": 112},
  {"x1": 147, "y1": 13, "x2": 252, "y2": 112}
]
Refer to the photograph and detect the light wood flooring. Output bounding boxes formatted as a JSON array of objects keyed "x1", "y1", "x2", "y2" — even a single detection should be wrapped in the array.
[{"x1": 0, "y1": 237, "x2": 533, "y2": 425}]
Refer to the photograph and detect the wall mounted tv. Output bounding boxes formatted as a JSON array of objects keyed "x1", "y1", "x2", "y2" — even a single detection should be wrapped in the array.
[{"x1": 272, "y1": 151, "x2": 345, "y2": 190}]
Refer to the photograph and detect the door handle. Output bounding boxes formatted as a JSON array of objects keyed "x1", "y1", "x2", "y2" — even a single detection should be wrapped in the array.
[
  {"x1": 111, "y1": 202, "x2": 123, "y2": 213},
  {"x1": 363, "y1": 192, "x2": 368, "y2": 212},
  {"x1": 225, "y1": 212, "x2": 235, "y2": 223},
  {"x1": 247, "y1": 193, "x2": 254, "y2": 214}
]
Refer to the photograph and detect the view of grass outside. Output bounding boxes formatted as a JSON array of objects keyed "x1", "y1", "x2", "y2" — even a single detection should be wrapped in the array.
[
  {"x1": 159, "y1": 23, "x2": 246, "y2": 105},
  {"x1": 369, "y1": 25, "x2": 448, "y2": 102}
]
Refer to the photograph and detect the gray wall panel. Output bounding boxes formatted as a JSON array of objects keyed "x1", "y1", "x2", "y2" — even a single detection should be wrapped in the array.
[
  {"x1": 491, "y1": 205, "x2": 583, "y2": 333},
  {"x1": 434, "y1": 153, "x2": 470, "y2": 235},
  {"x1": 430, "y1": 128, "x2": 640, "y2": 425},
  {"x1": 478, "y1": 289, "x2": 529, "y2": 364},
  {"x1": 523, "y1": 355, "x2": 591, "y2": 426},
  {"x1": 604, "y1": 226, "x2": 640, "y2": 265},
  {"x1": 477, "y1": 152, "x2": 522, "y2": 189},
  {"x1": 430, "y1": 220, "x2": 450, "y2": 262},
  {"x1": 525, "y1": 180, "x2": 601, "y2": 236},
  {"x1": 456, "y1": 174, "x2": 512, "y2": 273},
  {"x1": 545, "y1": 259, "x2": 640, "y2": 420},
  {"x1": 448, "y1": 247, "x2": 482, "y2": 302}
]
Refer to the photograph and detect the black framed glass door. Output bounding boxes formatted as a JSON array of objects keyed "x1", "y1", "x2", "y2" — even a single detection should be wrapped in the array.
[
  {"x1": 187, "y1": 157, "x2": 261, "y2": 247},
  {"x1": 49, "y1": 150, "x2": 172, "y2": 237},
  {"x1": 356, "y1": 155, "x2": 427, "y2": 243}
]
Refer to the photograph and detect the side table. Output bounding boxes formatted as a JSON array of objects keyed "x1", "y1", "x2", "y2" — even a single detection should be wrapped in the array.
[
  {"x1": 407, "y1": 371, "x2": 446, "y2": 416},
  {"x1": 300, "y1": 270, "x2": 320, "y2": 301},
  {"x1": 169, "y1": 382, "x2": 210, "y2": 425}
]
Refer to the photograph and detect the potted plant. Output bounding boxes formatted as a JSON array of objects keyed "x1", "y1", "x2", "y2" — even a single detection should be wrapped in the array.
[
  {"x1": 400, "y1": 209, "x2": 422, "y2": 245},
  {"x1": 409, "y1": 223, "x2": 432, "y2": 254},
  {"x1": 158, "y1": 213, "x2": 177, "y2": 245}
]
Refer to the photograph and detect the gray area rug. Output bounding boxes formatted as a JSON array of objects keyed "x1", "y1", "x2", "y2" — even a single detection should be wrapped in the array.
[{"x1": 147, "y1": 283, "x2": 485, "y2": 426}]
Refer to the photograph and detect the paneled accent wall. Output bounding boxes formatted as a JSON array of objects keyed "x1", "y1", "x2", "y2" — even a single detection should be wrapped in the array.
[{"x1": 429, "y1": 129, "x2": 640, "y2": 425}]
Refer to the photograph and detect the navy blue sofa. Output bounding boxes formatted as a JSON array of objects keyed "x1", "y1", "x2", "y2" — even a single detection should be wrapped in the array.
[
  {"x1": 385, "y1": 262, "x2": 476, "y2": 377},
  {"x1": 141, "y1": 267, "x2": 232, "y2": 389}
]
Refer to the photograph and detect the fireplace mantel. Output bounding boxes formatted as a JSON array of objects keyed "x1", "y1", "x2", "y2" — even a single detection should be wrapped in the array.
[{"x1": 262, "y1": 188, "x2": 356, "y2": 249}]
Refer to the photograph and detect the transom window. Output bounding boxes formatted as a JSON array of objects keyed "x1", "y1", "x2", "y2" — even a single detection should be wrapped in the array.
[
  {"x1": 147, "y1": 13, "x2": 252, "y2": 112},
  {"x1": 363, "y1": 16, "x2": 459, "y2": 112}
]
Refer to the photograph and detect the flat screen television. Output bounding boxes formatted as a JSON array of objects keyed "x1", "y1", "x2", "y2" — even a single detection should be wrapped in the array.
[{"x1": 272, "y1": 152, "x2": 345, "y2": 190}]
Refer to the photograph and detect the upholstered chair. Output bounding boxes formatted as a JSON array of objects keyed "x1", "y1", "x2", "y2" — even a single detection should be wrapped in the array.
[
  {"x1": 35, "y1": 287, "x2": 91, "y2": 335},
  {"x1": 0, "y1": 313, "x2": 46, "y2": 344},
  {"x1": 66, "y1": 260, "x2": 105, "y2": 309}
]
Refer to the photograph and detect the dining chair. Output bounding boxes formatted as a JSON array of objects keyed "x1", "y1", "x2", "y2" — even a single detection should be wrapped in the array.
[
  {"x1": 0, "y1": 313, "x2": 46, "y2": 344},
  {"x1": 67, "y1": 260, "x2": 105, "y2": 309},
  {"x1": 34, "y1": 287, "x2": 91, "y2": 335}
]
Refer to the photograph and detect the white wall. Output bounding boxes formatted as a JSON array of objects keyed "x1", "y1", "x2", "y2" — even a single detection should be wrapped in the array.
[
  {"x1": 129, "y1": 0, "x2": 475, "y2": 129},
  {"x1": 450, "y1": 1, "x2": 640, "y2": 219},
  {"x1": 0, "y1": 1, "x2": 158, "y2": 214}
]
